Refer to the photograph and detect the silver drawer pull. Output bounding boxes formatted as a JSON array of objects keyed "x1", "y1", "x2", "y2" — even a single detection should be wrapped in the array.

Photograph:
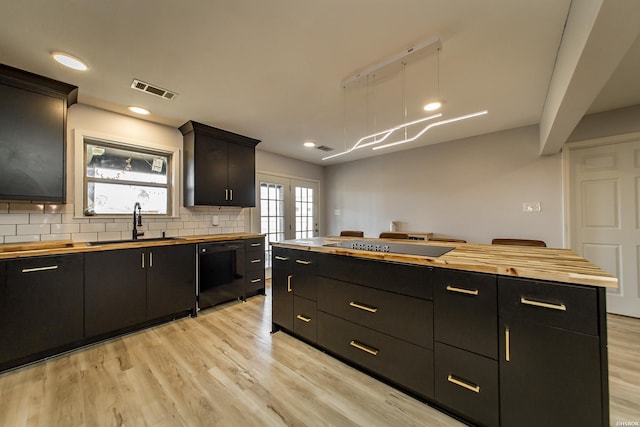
[
  {"x1": 251, "y1": 243, "x2": 262, "y2": 247},
  {"x1": 21, "y1": 265, "x2": 58, "y2": 273},
  {"x1": 520, "y1": 297, "x2": 567, "y2": 311},
  {"x1": 295, "y1": 259, "x2": 311, "y2": 265},
  {"x1": 251, "y1": 278, "x2": 262, "y2": 283},
  {"x1": 349, "y1": 301, "x2": 378, "y2": 313},
  {"x1": 275, "y1": 256, "x2": 289, "y2": 261},
  {"x1": 446, "y1": 285, "x2": 479, "y2": 296},
  {"x1": 251, "y1": 259, "x2": 262, "y2": 263},
  {"x1": 296, "y1": 314, "x2": 311, "y2": 323},
  {"x1": 447, "y1": 375, "x2": 480, "y2": 393},
  {"x1": 350, "y1": 340, "x2": 379, "y2": 356}
]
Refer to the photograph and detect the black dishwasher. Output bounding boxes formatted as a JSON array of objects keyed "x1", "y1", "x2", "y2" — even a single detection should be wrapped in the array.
[{"x1": 198, "y1": 241, "x2": 245, "y2": 310}]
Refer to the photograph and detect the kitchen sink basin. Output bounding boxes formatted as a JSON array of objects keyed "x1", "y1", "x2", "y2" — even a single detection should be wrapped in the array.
[{"x1": 86, "y1": 237, "x2": 181, "y2": 246}]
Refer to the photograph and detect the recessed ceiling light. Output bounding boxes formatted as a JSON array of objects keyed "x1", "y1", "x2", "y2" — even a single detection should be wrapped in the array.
[
  {"x1": 423, "y1": 101, "x2": 442, "y2": 112},
  {"x1": 128, "y1": 106, "x2": 150, "y2": 115},
  {"x1": 52, "y1": 52, "x2": 88, "y2": 71},
  {"x1": 304, "y1": 141, "x2": 316, "y2": 148}
]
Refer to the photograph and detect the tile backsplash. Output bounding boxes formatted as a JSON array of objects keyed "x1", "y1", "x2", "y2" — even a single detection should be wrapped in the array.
[{"x1": 0, "y1": 202, "x2": 248, "y2": 244}]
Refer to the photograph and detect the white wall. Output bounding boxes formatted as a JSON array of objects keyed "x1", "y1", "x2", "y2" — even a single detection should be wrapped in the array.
[
  {"x1": 325, "y1": 125, "x2": 564, "y2": 247},
  {"x1": 256, "y1": 150, "x2": 324, "y2": 182}
]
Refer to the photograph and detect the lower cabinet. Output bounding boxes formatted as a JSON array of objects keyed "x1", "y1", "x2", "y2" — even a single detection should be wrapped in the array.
[
  {"x1": 85, "y1": 244, "x2": 196, "y2": 338},
  {"x1": 0, "y1": 254, "x2": 84, "y2": 367},
  {"x1": 85, "y1": 248, "x2": 147, "y2": 337},
  {"x1": 434, "y1": 342, "x2": 499, "y2": 427},
  {"x1": 272, "y1": 247, "x2": 294, "y2": 331},
  {"x1": 498, "y1": 277, "x2": 607, "y2": 427},
  {"x1": 244, "y1": 237, "x2": 265, "y2": 299},
  {"x1": 318, "y1": 311, "x2": 434, "y2": 399},
  {"x1": 293, "y1": 296, "x2": 317, "y2": 342}
]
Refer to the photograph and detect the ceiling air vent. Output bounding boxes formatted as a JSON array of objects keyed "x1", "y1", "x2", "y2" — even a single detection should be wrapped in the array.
[
  {"x1": 316, "y1": 145, "x2": 334, "y2": 152},
  {"x1": 130, "y1": 79, "x2": 177, "y2": 100}
]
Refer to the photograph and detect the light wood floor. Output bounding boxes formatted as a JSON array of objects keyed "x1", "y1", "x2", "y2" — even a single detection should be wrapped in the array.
[{"x1": 0, "y1": 284, "x2": 638, "y2": 426}]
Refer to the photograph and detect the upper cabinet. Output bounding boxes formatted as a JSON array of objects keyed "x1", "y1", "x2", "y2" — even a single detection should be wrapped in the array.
[
  {"x1": 0, "y1": 64, "x2": 78, "y2": 202},
  {"x1": 180, "y1": 121, "x2": 260, "y2": 207}
]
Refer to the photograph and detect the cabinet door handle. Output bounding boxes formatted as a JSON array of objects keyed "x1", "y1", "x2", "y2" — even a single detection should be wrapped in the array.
[
  {"x1": 446, "y1": 285, "x2": 479, "y2": 296},
  {"x1": 141, "y1": 253, "x2": 145, "y2": 269},
  {"x1": 349, "y1": 340, "x2": 379, "y2": 356},
  {"x1": 149, "y1": 252, "x2": 153, "y2": 268},
  {"x1": 251, "y1": 243, "x2": 262, "y2": 247},
  {"x1": 296, "y1": 314, "x2": 311, "y2": 323},
  {"x1": 295, "y1": 259, "x2": 311, "y2": 265},
  {"x1": 251, "y1": 259, "x2": 262, "y2": 263},
  {"x1": 505, "y1": 328, "x2": 510, "y2": 362},
  {"x1": 520, "y1": 297, "x2": 566, "y2": 311},
  {"x1": 225, "y1": 189, "x2": 229, "y2": 200},
  {"x1": 230, "y1": 189, "x2": 233, "y2": 201},
  {"x1": 275, "y1": 256, "x2": 289, "y2": 261},
  {"x1": 287, "y1": 274, "x2": 293, "y2": 292},
  {"x1": 21, "y1": 265, "x2": 58, "y2": 273},
  {"x1": 447, "y1": 375, "x2": 480, "y2": 393},
  {"x1": 349, "y1": 301, "x2": 378, "y2": 313},
  {"x1": 251, "y1": 278, "x2": 262, "y2": 283}
]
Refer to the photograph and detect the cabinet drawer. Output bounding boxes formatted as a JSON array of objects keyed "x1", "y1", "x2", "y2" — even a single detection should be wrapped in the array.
[
  {"x1": 499, "y1": 277, "x2": 598, "y2": 336},
  {"x1": 435, "y1": 342, "x2": 499, "y2": 427},
  {"x1": 318, "y1": 254, "x2": 434, "y2": 300},
  {"x1": 245, "y1": 271, "x2": 265, "y2": 297},
  {"x1": 434, "y1": 270, "x2": 497, "y2": 358},
  {"x1": 318, "y1": 277, "x2": 433, "y2": 349},
  {"x1": 245, "y1": 237, "x2": 265, "y2": 252},
  {"x1": 294, "y1": 296, "x2": 317, "y2": 343},
  {"x1": 292, "y1": 251, "x2": 317, "y2": 301},
  {"x1": 246, "y1": 254, "x2": 264, "y2": 272},
  {"x1": 318, "y1": 311, "x2": 434, "y2": 399}
]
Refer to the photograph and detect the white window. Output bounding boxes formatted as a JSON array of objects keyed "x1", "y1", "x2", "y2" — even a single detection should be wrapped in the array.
[{"x1": 74, "y1": 130, "x2": 180, "y2": 218}]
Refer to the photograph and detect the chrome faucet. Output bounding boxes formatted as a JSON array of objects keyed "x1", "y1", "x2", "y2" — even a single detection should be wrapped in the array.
[{"x1": 132, "y1": 202, "x2": 144, "y2": 240}]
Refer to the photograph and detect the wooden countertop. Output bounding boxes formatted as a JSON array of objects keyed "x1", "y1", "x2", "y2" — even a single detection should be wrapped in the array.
[
  {"x1": 0, "y1": 233, "x2": 264, "y2": 260},
  {"x1": 272, "y1": 237, "x2": 618, "y2": 288}
]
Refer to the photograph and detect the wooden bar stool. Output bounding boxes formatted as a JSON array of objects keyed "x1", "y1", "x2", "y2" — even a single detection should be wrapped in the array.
[
  {"x1": 379, "y1": 232, "x2": 409, "y2": 239},
  {"x1": 491, "y1": 238, "x2": 546, "y2": 247},
  {"x1": 340, "y1": 230, "x2": 364, "y2": 237}
]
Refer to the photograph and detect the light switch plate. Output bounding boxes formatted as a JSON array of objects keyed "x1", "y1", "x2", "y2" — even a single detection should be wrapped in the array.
[{"x1": 522, "y1": 202, "x2": 541, "y2": 212}]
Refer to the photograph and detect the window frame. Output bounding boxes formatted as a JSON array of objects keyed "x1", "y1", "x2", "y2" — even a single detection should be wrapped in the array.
[{"x1": 73, "y1": 129, "x2": 180, "y2": 218}]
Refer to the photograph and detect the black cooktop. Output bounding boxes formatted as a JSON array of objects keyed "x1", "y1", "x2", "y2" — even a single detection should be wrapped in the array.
[{"x1": 324, "y1": 240, "x2": 455, "y2": 258}]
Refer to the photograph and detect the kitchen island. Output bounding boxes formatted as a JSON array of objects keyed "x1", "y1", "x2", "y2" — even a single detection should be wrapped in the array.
[{"x1": 271, "y1": 237, "x2": 616, "y2": 427}]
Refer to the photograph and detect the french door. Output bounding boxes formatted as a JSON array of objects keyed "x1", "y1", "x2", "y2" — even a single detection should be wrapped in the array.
[{"x1": 256, "y1": 173, "x2": 319, "y2": 267}]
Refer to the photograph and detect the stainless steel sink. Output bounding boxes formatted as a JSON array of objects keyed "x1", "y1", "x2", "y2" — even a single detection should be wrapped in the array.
[{"x1": 85, "y1": 237, "x2": 181, "y2": 246}]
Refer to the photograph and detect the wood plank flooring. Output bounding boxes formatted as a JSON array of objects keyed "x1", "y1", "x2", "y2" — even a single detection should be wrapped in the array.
[{"x1": 0, "y1": 283, "x2": 638, "y2": 426}]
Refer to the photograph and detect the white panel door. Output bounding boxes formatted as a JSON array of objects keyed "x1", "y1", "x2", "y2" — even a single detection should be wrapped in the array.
[{"x1": 569, "y1": 139, "x2": 640, "y2": 317}]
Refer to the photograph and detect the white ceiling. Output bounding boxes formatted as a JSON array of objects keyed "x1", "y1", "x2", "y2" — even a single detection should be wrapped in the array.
[{"x1": 1, "y1": 0, "x2": 639, "y2": 165}]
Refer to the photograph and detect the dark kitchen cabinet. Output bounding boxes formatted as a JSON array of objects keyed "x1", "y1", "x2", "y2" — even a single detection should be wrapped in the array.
[
  {"x1": 272, "y1": 247, "x2": 294, "y2": 331},
  {"x1": 147, "y1": 244, "x2": 196, "y2": 319},
  {"x1": 0, "y1": 254, "x2": 83, "y2": 367},
  {"x1": 85, "y1": 248, "x2": 147, "y2": 337},
  {"x1": 244, "y1": 237, "x2": 265, "y2": 299},
  {"x1": 434, "y1": 269, "x2": 498, "y2": 359},
  {"x1": 180, "y1": 121, "x2": 260, "y2": 207},
  {"x1": 85, "y1": 244, "x2": 196, "y2": 338},
  {"x1": 0, "y1": 64, "x2": 78, "y2": 202},
  {"x1": 498, "y1": 277, "x2": 608, "y2": 427}
]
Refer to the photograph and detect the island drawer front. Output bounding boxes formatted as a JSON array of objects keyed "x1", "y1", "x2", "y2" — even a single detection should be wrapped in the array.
[
  {"x1": 292, "y1": 251, "x2": 317, "y2": 301},
  {"x1": 317, "y1": 311, "x2": 434, "y2": 400},
  {"x1": 499, "y1": 277, "x2": 598, "y2": 336},
  {"x1": 293, "y1": 296, "x2": 317, "y2": 343},
  {"x1": 434, "y1": 342, "x2": 499, "y2": 427},
  {"x1": 434, "y1": 270, "x2": 497, "y2": 359},
  {"x1": 318, "y1": 254, "x2": 433, "y2": 300},
  {"x1": 317, "y1": 277, "x2": 433, "y2": 349}
]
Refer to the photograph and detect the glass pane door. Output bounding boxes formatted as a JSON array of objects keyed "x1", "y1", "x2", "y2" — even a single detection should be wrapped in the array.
[
  {"x1": 293, "y1": 180, "x2": 319, "y2": 239},
  {"x1": 258, "y1": 175, "x2": 288, "y2": 268}
]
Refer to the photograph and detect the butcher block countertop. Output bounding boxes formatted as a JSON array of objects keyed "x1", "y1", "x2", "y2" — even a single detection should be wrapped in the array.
[
  {"x1": 272, "y1": 237, "x2": 618, "y2": 289},
  {"x1": 0, "y1": 233, "x2": 264, "y2": 260}
]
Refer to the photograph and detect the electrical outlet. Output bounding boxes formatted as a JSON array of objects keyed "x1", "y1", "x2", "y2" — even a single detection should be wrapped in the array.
[
  {"x1": 334, "y1": 209, "x2": 341, "y2": 216},
  {"x1": 522, "y1": 202, "x2": 541, "y2": 212}
]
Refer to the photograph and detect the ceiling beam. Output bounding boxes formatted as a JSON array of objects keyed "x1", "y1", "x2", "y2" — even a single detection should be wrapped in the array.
[{"x1": 539, "y1": 0, "x2": 640, "y2": 156}]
